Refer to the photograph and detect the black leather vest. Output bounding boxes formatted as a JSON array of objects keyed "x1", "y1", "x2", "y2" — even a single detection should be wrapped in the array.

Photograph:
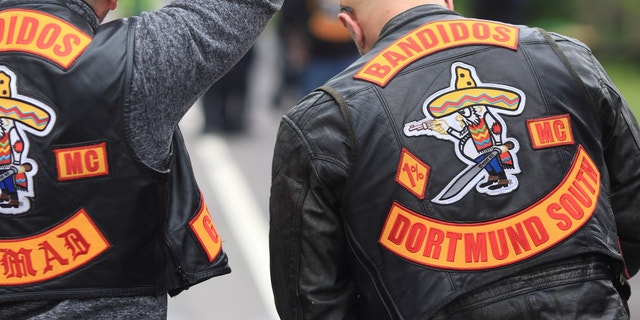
[
  {"x1": 0, "y1": 0, "x2": 229, "y2": 301},
  {"x1": 322, "y1": 8, "x2": 624, "y2": 318}
]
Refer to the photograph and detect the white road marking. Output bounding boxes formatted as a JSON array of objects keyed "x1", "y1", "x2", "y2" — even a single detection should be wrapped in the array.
[{"x1": 194, "y1": 134, "x2": 278, "y2": 320}]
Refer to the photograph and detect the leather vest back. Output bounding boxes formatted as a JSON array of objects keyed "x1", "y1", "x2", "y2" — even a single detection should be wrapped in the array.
[
  {"x1": 324, "y1": 11, "x2": 623, "y2": 318},
  {"x1": 0, "y1": 0, "x2": 229, "y2": 301}
]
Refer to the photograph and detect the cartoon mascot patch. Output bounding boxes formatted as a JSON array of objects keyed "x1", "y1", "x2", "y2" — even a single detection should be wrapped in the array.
[
  {"x1": 0, "y1": 66, "x2": 56, "y2": 214},
  {"x1": 404, "y1": 62, "x2": 525, "y2": 204}
]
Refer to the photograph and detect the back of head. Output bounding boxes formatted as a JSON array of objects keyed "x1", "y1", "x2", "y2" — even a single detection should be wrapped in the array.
[{"x1": 338, "y1": 0, "x2": 453, "y2": 54}]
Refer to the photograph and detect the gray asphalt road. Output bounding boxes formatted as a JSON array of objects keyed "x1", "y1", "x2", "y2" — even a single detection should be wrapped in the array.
[
  {"x1": 167, "y1": 27, "x2": 640, "y2": 320},
  {"x1": 167, "y1": 27, "x2": 283, "y2": 320}
]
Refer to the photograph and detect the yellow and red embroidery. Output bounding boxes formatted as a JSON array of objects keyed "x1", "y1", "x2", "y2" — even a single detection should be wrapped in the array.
[
  {"x1": 0, "y1": 67, "x2": 56, "y2": 214},
  {"x1": 0, "y1": 209, "x2": 110, "y2": 285},
  {"x1": 0, "y1": 9, "x2": 92, "y2": 69},
  {"x1": 527, "y1": 114, "x2": 574, "y2": 149},
  {"x1": 404, "y1": 63, "x2": 524, "y2": 204},
  {"x1": 355, "y1": 20, "x2": 519, "y2": 87},
  {"x1": 189, "y1": 195, "x2": 223, "y2": 262},
  {"x1": 53, "y1": 142, "x2": 109, "y2": 181},
  {"x1": 396, "y1": 148, "x2": 430, "y2": 199},
  {"x1": 380, "y1": 146, "x2": 598, "y2": 270}
]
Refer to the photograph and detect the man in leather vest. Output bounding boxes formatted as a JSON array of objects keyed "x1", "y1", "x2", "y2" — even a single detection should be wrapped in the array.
[
  {"x1": 0, "y1": 0, "x2": 281, "y2": 318},
  {"x1": 269, "y1": 0, "x2": 640, "y2": 318}
]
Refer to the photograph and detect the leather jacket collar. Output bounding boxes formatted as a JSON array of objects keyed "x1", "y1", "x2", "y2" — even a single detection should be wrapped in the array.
[
  {"x1": 379, "y1": 5, "x2": 462, "y2": 45},
  {"x1": 62, "y1": 0, "x2": 100, "y2": 30}
]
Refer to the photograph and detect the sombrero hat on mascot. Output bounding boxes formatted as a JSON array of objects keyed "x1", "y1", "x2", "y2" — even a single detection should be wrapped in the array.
[
  {"x1": 0, "y1": 70, "x2": 52, "y2": 132},
  {"x1": 427, "y1": 65, "x2": 521, "y2": 118}
]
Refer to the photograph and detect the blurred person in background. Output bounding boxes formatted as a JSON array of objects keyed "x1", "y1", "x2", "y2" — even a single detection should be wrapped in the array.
[
  {"x1": 201, "y1": 48, "x2": 255, "y2": 134},
  {"x1": 274, "y1": 0, "x2": 360, "y2": 107},
  {"x1": 471, "y1": 0, "x2": 529, "y2": 24},
  {"x1": 269, "y1": 0, "x2": 639, "y2": 318},
  {"x1": 0, "y1": 0, "x2": 280, "y2": 318}
]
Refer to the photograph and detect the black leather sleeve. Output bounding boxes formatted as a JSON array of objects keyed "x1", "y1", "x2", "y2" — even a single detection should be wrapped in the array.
[
  {"x1": 597, "y1": 65, "x2": 640, "y2": 277},
  {"x1": 551, "y1": 35, "x2": 640, "y2": 277},
  {"x1": 269, "y1": 92, "x2": 359, "y2": 319}
]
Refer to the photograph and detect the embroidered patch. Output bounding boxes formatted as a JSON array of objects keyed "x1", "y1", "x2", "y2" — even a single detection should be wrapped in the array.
[
  {"x1": 53, "y1": 142, "x2": 110, "y2": 181},
  {"x1": 379, "y1": 145, "x2": 599, "y2": 270},
  {"x1": 0, "y1": 9, "x2": 92, "y2": 69},
  {"x1": 355, "y1": 19, "x2": 519, "y2": 87},
  {"x1": 395, "y1": 148, "x2": 430, "y2": 199},
  {"x1": 404, "y1": 62, "x2": 525, "y2": 204},
  {"x1": 0, "y1": 209, "x2": 110, "y2": 285},
  {"x1": 189, "y1": 194, "x2": 223, "y2": 262},
  {"x1": 527, "y1": 114, "x2": 574, "y2": 149},
  {"x1": 0, "y1": 66, "x2": 56, "y2": 214}
]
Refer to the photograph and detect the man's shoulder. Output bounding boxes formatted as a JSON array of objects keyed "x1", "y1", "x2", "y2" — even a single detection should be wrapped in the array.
[{"x1": 284, "y1": 91, "x2": 340, "y2": 124}]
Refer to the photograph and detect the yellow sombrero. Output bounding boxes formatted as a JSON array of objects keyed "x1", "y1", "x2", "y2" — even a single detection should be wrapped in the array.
[
  {"x1": 428, "y1": 66, "x2": 521, "y2": 118},
  {"x1": 0, "y1": 71, "x2": 51, "y2": 131}
]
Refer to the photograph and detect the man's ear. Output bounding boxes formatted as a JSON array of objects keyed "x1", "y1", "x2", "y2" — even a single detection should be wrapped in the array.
[
  {"x1": 338, "y1": 13, "x2": 365, "y2": 54},
  {"x1": 444, "y1": 0, "x2": 454, "y2": 10},
  {"x1": 108, "y1": 0, "x2": 118, "y2": 10}
]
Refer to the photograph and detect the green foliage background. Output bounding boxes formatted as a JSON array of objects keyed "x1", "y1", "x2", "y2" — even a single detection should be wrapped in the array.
[
  {"x1": 113, "y1": 0, "x2": 640, "y2": 118},
  {"x1": 456, "y1": 0, "x2": 640, "y2": 118},
  {"x1": 115, "y1": 0, "x2": 161, "y2": 16}
]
